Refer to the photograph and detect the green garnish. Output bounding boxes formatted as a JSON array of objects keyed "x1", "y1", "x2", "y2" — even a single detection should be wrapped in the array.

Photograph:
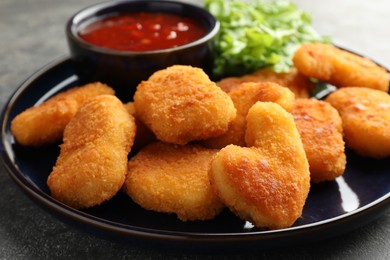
[{"x1": 204, "y1": 0, "x2": 331, "y2": 79}]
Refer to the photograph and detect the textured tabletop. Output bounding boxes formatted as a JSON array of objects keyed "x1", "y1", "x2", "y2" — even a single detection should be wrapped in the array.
[{"x1": 0, "y1": 0, "x2": 389, "y2": 259}]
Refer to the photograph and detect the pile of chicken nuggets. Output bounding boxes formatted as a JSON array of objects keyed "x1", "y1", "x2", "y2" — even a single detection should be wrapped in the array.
[{"x1": 11, "y1": 43, "x2": 390, "y2": 230}]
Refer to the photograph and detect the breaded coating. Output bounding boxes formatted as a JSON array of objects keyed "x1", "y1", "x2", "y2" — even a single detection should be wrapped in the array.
[
  {"x1": 133, "y1": 65, "x2": 236, "y2": 145},
  {"x1": 325, "y1": 87, "x2": 390, "y2": 159},
  {"x1": 47, "y1": 95, "x2": 136, "y2": 209},
  {"x1": 124, "y1": 102, "x2": 156, "y2": 152},
  {"x1": 292, "y1": 98, "x2": 346, "y2": 183},
  {"x1": 209, "y1": 102, "x2": 310, "y2": 229},
  {"x1": 11, "y1": 82, "x2": 115, "y2": 146},
  {"x1": 217, "y1": 67, "x2": 314, "y2": 98},
  {"x1": 202, "y1": 82, "x2": 295, "y2": 149},
  {"x1": 293, "y1": 43, "x2": 390, "y2": 92},
  {"x1": 124, "y1": 142, "x2": 224, "y2": 221}
]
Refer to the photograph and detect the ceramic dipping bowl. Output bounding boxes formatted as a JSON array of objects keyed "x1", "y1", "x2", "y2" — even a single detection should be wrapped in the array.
[{"x1": 65, "y1": 0, "x2": 220, "y2": 101}]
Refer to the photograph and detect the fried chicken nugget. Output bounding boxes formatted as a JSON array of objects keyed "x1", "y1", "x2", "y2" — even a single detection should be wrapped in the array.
[
  {"x1": 217, "y1": 75, "x2": 259, "y2": 93},
  {"x1": 209, "y1": 102, "x2": 310, "y2": 229},
  {"x1": 217, "y1": 67, "x2": 314, "y2": 98},
  {"x1": 124, "y1": 142, "x2": 224, "y2": 221},
  {"x1": 325, "y1": 87, "x2": 390, "y2": 159},
  {"x1": 47, "y1": 95, "x2": 136, "y2": 209},
  {"x1": 292, "y1": 98, "x2": 346, "y2": 183},
  {"x1": 133, "y1": 65, "x2": 236, "y2": 145},
  {"x1": 203, "y1": 82, "x2": 295, "y2": 149},
  {"x1": 124, "y1": 102, "x2": 156, "y2": 152},
  {"x1": 293, "y1": 43, "x2": 390, "y2": 92},
  {"x1": 11, "y1": 82, "x2": 115, "y2": 146}
]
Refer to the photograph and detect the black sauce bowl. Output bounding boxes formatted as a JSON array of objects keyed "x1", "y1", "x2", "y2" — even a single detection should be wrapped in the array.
[{"x1": 65, "y1": 0, "x2": 219, "y2": 102}]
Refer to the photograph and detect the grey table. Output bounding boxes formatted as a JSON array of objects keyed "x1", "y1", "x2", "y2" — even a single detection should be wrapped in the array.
[{"x1": 1, "y1": 0, "x2": 389, "y2": 259}]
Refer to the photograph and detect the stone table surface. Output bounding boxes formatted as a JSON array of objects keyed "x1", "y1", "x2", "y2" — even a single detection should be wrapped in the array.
[{"x1": 0, "y1": 0, "x2": 389, "y2": 259}]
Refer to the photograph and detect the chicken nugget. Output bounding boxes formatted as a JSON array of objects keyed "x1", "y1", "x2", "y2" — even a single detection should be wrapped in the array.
[
  {"x1": 124, "y1": 102, "x2": 156, "y2": 152},
  {"x1": 47, "y1": 95, "x2": 136, "y2": 209},
  {"x1": 217, "y1": 67, "x2": 314, "y2": 98},
  {"x1": 325, "y1": 87, "x2": 390, "y2": 159},
  {"x1": 217, "y1": 75, "x2": 258, "y2": 93},
  {"x1": 293, "y1": 43, "x2": 390, "y2": 92},
  {"x1": 209, "y1": 102, "x2": 310, "y2": 229},
  {"x1": 11, "y1": 82, "x2": 115, "y2": 146},
  {"x1": 133, "y1": 65, "x2": 236, "y2": 145},
  {"x1": 203, "y1": 82, "x2": 295, "y2": 149},
  {"x1": 124, "y1": 142, "x2": 223, "y2": 221},
  {"x1": 292, "y1": 98, "x2": 346, "y2": 183},
  {"x1": 251, "y1": 67, "x2": 315, "y2": 98}
]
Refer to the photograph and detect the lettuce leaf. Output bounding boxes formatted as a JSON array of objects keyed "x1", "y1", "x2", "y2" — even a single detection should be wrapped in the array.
[{"x1": 204, "y1": 0, "x2": 331, "y2": 79}]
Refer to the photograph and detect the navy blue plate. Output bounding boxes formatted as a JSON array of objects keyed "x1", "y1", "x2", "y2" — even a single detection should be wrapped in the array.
[{"x1": 1, "y1": 56, "x2": 389, "y2": 251}]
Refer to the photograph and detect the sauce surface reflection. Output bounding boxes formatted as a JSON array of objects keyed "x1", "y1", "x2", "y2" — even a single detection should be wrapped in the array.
[{"x1": 79, "y1": 12, "x2": 207, "y2": 51}]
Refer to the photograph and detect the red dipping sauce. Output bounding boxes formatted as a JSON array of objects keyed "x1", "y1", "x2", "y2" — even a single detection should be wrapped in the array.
[{"x1": 78, "y1": 12, "x2": 207, "y2": 51}]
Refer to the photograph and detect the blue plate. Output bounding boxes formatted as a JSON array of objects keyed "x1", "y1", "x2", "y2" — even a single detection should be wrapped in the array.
[{"x1": 1, "y1": 56, "x2": 389, "y2": 251}]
